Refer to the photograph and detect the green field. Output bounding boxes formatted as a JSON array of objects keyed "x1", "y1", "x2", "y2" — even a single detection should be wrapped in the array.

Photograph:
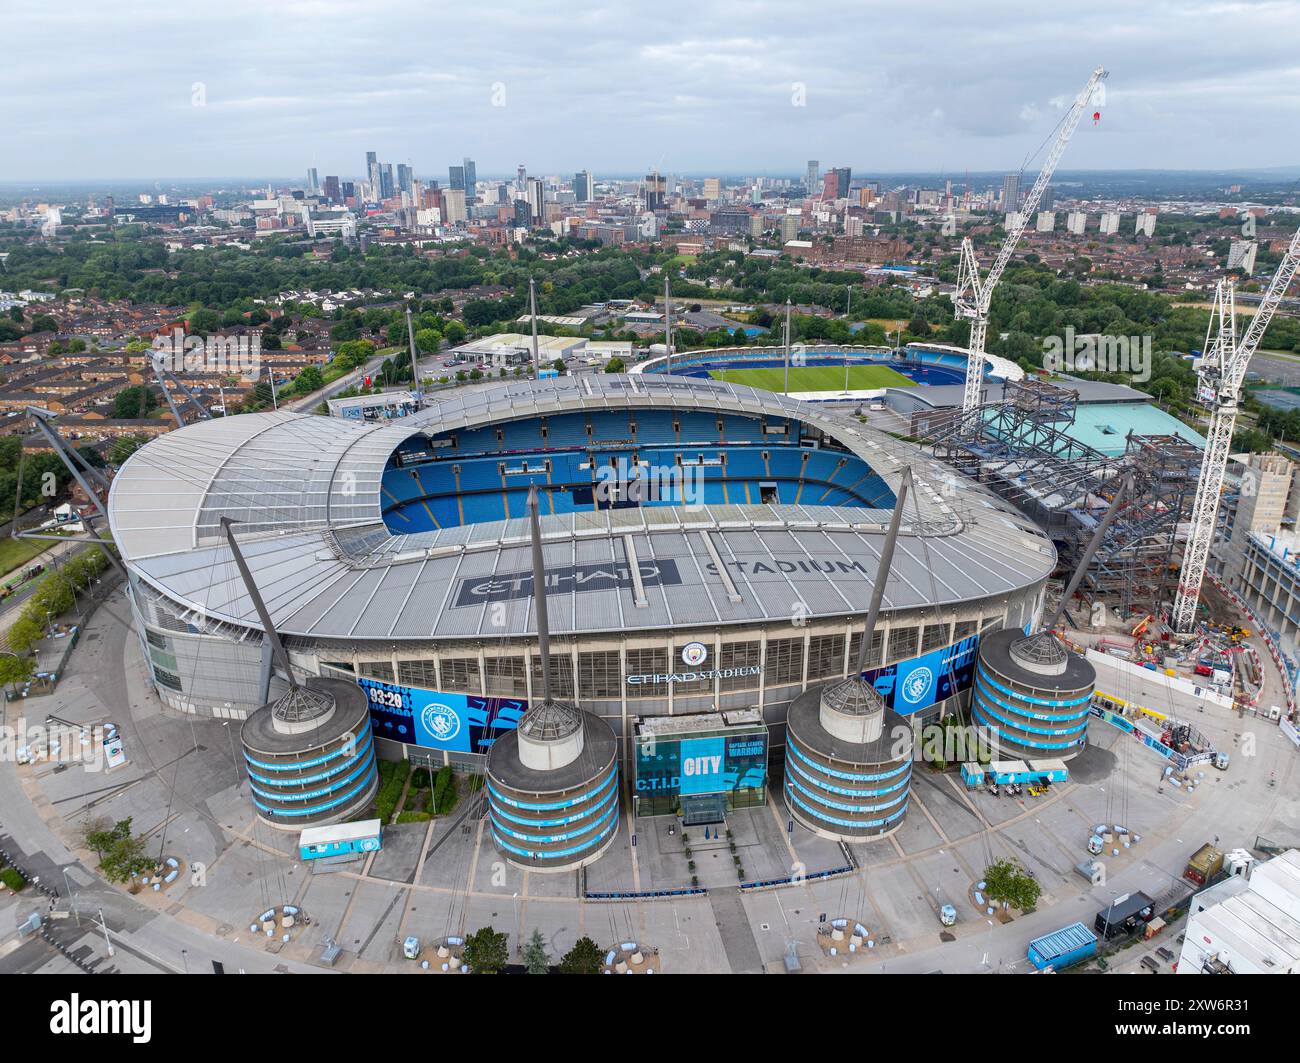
[{"x1": 709, "y1": 364, "x2": 916, "y2": 392}]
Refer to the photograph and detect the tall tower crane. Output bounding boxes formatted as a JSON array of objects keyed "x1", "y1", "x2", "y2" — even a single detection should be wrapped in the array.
[
  {"x1": 956, "y1": 66, "x2": 1108, "y2": 412},
  {"x1": 1171, "y1": 223, "x2": 1300, "y2": 632}
]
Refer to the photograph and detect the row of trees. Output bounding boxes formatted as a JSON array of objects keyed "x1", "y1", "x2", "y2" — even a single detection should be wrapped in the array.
[
  {"x1": 462, "y1": 926, "x2": 605, "y2": 974},
  {"x1": 4, "y1": 547, "x2": 109, "y2": 660}
]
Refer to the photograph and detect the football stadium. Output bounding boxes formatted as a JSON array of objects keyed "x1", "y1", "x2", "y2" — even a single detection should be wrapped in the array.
[
  {"x1": 107, "y1": 373, "x2": 1057, "y2": 840},
  {"x1": 634, "y1": 341, "x2": 1023, "y2": 394}
]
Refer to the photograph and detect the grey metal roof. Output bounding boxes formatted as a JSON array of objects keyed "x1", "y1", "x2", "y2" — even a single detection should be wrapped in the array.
[
  {"x1": 891, "y1": 377, "x2": 1151, "y2": 410},
  {"x1": 107, "y1": 374, "x2": 1056, "y2": 642}
]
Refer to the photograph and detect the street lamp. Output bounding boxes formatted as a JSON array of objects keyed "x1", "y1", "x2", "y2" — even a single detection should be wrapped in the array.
[{"x1": 62, "y1": 867, "x2": 79, "y2": 927}]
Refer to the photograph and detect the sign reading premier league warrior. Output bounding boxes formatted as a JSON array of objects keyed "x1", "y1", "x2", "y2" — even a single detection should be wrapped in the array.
[
  {"x1": 863, "y1": 634, "x2": 980, "y2": 715},
  {"x1": 357, "y1": 677, "x2": 524, "y2": 753}
]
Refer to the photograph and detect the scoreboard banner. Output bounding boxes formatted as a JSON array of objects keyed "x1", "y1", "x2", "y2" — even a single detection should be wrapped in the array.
[
  {"x1": 358, "y1": 677, "x2": 524, "y2": 752},
  {"x1": 862, "y1": 634, "x2": 980, "y2": 715}
]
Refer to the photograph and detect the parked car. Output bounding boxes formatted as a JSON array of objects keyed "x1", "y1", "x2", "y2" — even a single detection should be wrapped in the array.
[
  {"x1": 987, "y1": 782, "x2": 999, "y2": 796},
  {"x1": 1156, "y1": 946, "x2": 1176, "y2": 963},
  {"x1": 1139, "y1": 955, "x2": 1160, "y2": 973}
]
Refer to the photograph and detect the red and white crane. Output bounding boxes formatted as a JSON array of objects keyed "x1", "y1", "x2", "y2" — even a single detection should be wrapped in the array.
[{"x1": 955, "y1": 66, "x2": 1108, "y2": 412}]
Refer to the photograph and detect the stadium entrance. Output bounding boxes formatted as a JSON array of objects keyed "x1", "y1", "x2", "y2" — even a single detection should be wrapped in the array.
[{"x1": 633, "y1": 710, "x2": 769, "y2": 819}]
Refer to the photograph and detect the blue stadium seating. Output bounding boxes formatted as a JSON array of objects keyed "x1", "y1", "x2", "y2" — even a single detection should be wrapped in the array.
[{"x1": 382, "y1": 409, "x2": 894, "y2": 531}]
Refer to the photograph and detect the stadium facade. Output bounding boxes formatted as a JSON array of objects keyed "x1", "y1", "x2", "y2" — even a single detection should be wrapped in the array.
[{"x1": 108, "y1": 375, "x2": 1056, "y2": 819}]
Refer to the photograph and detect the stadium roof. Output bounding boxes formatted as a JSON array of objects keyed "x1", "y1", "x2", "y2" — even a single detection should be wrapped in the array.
[{"x1": 107, "y1": 374, "x2": 1056, "y2": 642}]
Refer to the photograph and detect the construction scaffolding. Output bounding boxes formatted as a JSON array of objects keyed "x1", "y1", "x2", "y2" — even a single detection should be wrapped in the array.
[{"x1": 923, "y1": 379, "x2": 1199, "y2": 616}]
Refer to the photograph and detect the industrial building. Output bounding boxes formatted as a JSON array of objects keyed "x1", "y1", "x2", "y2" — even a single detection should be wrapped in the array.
[{"x1": 1176, "y1": 849, "x2": 1300, "y2": 974}]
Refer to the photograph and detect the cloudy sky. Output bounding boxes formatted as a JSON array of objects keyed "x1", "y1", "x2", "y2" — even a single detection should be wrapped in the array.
[{"x1": 3, "y1": 0, "x2": 1298, "y2": 181}]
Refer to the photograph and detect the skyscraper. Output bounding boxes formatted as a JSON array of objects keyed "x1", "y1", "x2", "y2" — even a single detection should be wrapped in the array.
[
  {"x1": 463, "y1": 158, "x2": 477, "y2": 205},
  {"x1": 323, "y1": 175, "x2": 341, "y2": 202},
  {"x1": 442, "y1": 188, "x2": 467, "y2": 225},
  {"x1": 449, "y1": 165, "x2": 465, "y2": 191},
  {"x1": 396, "y1": 163, "x2": 413, "y2": 195},
  {"x1": 644, "y1": 171, "x2": 666, "y2": 211},
  {"x1": 380, "y1": 163, "x2": 395, "y2": 200},
  {"x1": 526, "y1": 177, "x2": 545, "y2": 222},
  {"x1": 822, "y1": 167, "x2": 851, "y2": 200},
  {"x1": 574, "y1": 170, "x2": 594, "y2": 202},
  {"x1": 366, "y1": 151, "x2": 380, "y2": 198},
  {"x1": 306, "y1": 168, "x2": 319, "y2": 195},
  {"x1": 805, "y1": 160, "x2": 819, "y2": 194},
  {"x1": 1001, "y1": 173, "x2": 1020, "y2": 213}
]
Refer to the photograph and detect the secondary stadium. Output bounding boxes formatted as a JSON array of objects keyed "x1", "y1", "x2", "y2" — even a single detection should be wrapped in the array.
[{"x1": 107, "y1": 372, "x2": 1057, "y2": 831}]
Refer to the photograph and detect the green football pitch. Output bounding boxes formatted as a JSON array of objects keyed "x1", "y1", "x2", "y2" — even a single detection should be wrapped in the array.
[{"x1": 707, "y1": 364, "x2": 916, "y2": 392}]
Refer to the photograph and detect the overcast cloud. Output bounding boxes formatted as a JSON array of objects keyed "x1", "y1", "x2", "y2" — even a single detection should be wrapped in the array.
[{"x1": 2, "y1": 0, "x2": 1298, "y2": 180}]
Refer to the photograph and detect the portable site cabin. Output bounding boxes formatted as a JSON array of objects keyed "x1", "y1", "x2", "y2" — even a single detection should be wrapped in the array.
[
  {"x1": 298, "y1": 819, "x2": 383, "y2": 861},
  {"x1": 1095, "y1": 891, "x2": 1155, "y2": 939},
  {"x1": 1027, "y1": 758, "x2": 1069, "y2": 783},
  {"x1": 960, "y1": 762, "x2": 987, "y2": 787},
  {"x1": 987, "y1": 760, "x2": 1031, "y2": 785}
]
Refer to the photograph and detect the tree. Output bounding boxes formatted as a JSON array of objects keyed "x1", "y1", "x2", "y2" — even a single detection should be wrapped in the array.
[
  {"x1": 558, "y1": 935, "x2": 603, "y2": 974},
  {"x1": 109, "y1": 434, "x2": 149, "y2": 464},
  {"x1": 463, "y1": 925, "x2": 509, "y2": 974},
  {"x1": 604, "y1": 357, "x2": 626, "y2": 373},
  {"x1": 83, "y1": 817, "x2": 153, "y2": 883},
  {"x1": 0, "y1": 654, "x2": 34, "y2": 690},
  {"x1": 333, "y1": 339, "x2": 375, "y2": 371},
  {"x1": 6, "y1": 614, "x2": 46, "y2": 654},
  {"x1": 293, "y1": 364, "x2": 324, "y2": 393},
  {"x1": 983, "y1": 857, "x2": 1041, "y2": 911},
  {"x1": 113, "y1": 385, "x2": 158, "y2": 420},
  {"x1": 523, "y1": 929, "x2": 549, "y2": 974}
]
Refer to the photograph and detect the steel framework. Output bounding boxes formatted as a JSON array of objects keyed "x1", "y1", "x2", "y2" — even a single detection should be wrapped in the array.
[{"x1": 923, "y1": 380, "x2": 1198, "y2": 615}]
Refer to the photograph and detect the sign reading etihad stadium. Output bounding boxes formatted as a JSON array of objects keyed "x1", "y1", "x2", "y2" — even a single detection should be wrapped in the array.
[
  {"x1": 453, "y1": 559, "x2": 683, "y2": 606},
  {"x1": 626, "y1": 666, "x2": 762, "y2": 687}
]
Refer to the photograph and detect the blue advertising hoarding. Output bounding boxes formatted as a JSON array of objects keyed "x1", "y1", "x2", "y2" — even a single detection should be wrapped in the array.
[
  {"x1": 635, "y1": 729, "x2": 768, "y2": 800},
  {"x1": 358, "y1": 677, "x2": 524, "y2": 753},
  {"x1": 862, "y1": 634, "x2": 980, "y2": 715}
]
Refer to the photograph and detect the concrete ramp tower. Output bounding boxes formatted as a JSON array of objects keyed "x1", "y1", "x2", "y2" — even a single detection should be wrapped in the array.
[
  {"x1": 486, "y1": 486, "x2": 619, "y2": 871},
  {"x1": 784, "y1": 469, "x2": 915, "y2": 840}
]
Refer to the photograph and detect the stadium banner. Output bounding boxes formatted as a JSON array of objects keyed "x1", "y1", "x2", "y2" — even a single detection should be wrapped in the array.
[
  {"x1": 358, "y1": 677, "x2": 524, "y2": 752},
  {"x1": 862, "y1": 634, "x2": 980, "y2": 715},
  {"x1": 635, "y1": 731, "x2": 768, "y2": 797}
]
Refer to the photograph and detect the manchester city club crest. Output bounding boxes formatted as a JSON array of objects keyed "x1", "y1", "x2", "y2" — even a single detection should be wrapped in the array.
[
  {"x1": 900, "y1": 666, "x2": 934, "y2": 706},
  {"x1": 420, "y1": 702, "x2": 462, "y2": 743}
]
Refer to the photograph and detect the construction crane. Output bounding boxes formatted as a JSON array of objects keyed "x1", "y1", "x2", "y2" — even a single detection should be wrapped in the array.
[
  {"x1": 955, "y1": 66, "x2": 1108, "y2": 413},
  {"x1": 1171, "y1": 223, "x2": 1300, "y2": 632}
]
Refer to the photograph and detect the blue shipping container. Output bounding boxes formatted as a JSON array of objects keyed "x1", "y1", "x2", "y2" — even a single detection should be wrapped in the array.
[{"x1": 1027, "y1": 922, "x2": 1097, "y2": 971}]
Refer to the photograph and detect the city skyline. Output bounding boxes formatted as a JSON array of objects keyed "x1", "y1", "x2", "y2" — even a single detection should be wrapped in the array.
[{"x1": 3, "y1": 0, "x2": 1300, "y2": 181}]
